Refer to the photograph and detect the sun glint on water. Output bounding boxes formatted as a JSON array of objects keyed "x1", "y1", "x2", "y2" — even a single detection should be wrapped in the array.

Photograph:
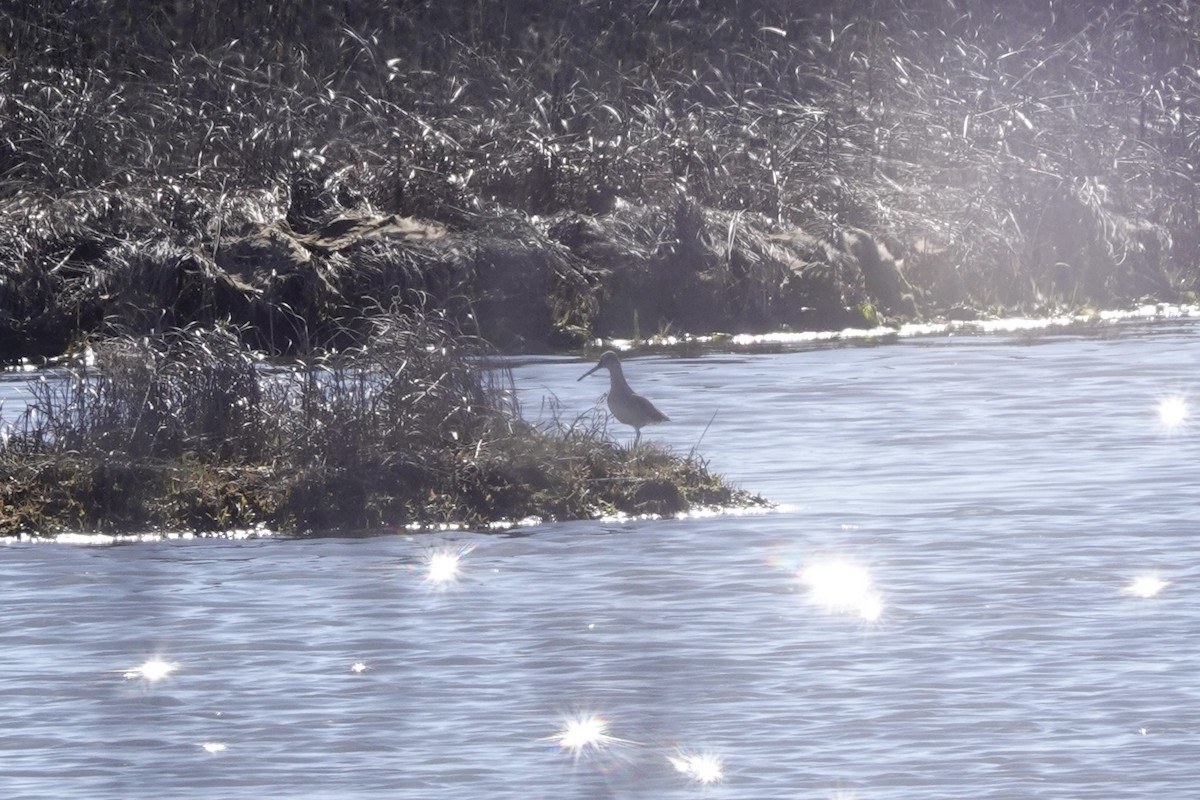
[
  {"x1": 423, "y1": 545, "x2": 474, "y2": 585},
  {"x1": 1156, "y1": 394, "x2": 1189, "y2": 429},
  {"x1": 1125, "y1": 574, "x2": 1169, "y2": 598},
  {"x1": 544, "y1": 713, "x2": 636, "y2": 760},
  {"x1": 668, "y1": 750, "x2": 725, "y2": 785},
  {"x1": 799, "y1": 559, "x2": 884, "y2": 621},
  {"x1": 123, "y1": 658, "x2": 178, "y2": 682}
]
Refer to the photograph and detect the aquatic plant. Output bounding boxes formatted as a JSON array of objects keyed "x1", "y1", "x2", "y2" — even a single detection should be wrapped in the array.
[{"x1": 0, "y1": 316, "x2": 764, "y2": 535}]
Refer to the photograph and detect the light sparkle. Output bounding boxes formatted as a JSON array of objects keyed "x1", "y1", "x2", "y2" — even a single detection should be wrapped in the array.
[
  {"x1": 123, "y1": 658, "x2": 179, "y2": 682},
  {"x1": 668, "y1": 750, "x2": 725, "y2": 784},
  {"x1": 423, "y1": 545, "x2": 474, "y2": 586},
  {"x1": 544, "y1": 713, "x2": 636, "y2": 759},
  {"x1": 1156, "y1": 394, "x2": 1190, "y2": 430},
  {"x1": 1125, "y1": 574, "x2": 1169, "y2": 599},
  {"x1": 800, "y1": 559, "x2": 884, "y2": 621}
]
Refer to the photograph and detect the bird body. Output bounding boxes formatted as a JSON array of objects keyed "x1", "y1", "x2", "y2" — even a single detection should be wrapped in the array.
[{"x1": 579, "y1": 351, "x2": 669, "y2": 445}]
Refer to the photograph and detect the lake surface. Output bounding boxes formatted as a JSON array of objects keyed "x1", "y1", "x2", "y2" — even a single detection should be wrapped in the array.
[{"x1": 3, "y1": 316, "x2": 1200, "y2": 798}]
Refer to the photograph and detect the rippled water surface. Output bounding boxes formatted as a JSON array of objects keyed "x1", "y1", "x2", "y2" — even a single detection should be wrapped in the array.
[{"x1": 4, "y1": 319, "x2": 1200, "y2": 798}]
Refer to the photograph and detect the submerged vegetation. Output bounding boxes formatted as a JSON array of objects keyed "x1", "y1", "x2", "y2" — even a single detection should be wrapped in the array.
[
  {"x1": 0, "y1": 317, "x2": 764, "y2": 536},
  {"x1": 4, "y1": 1, "x2": 1200, "y2": 363}
]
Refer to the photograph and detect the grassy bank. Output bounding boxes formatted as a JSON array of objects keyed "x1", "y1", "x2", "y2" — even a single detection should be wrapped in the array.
[
  {"x1": 3, "y1": 2, "x2": 1199, "y2": 364},
  {"x1": 0, "y1": 317, "x2": 764, "y2": 536}
]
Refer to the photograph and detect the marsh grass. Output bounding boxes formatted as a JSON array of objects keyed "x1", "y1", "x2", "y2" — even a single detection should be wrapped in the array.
[
  {"x1": 0, "y1": 314, "x2": 764, "y2": 536},
  {"x1": 4, "y1": 1, "x2": 1199, "y2": 364}
]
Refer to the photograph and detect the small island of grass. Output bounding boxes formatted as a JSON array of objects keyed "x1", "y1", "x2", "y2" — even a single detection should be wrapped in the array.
[{"x1": 0, "y1": 317, "x2": 766, "y2": 537}]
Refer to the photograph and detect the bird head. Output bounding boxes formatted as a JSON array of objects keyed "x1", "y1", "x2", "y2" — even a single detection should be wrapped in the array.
[{"x1": 578, "y1": 351, "x2": 621, "y2": 381}]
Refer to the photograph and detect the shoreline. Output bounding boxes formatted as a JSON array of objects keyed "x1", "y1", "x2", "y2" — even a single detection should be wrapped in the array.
[{"x1": 5, "y1": 301, "x2": 1196, "y2": 376}]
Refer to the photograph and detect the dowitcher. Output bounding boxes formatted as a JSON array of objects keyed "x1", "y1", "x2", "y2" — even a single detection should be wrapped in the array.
[{"x1": 578, "y1": 351, "x2": 669, "y2": 445}]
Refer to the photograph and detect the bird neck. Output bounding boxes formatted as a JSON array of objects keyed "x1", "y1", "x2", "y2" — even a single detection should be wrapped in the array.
[{"x1": 607, "y1": 364, "x2": 632, "y2": 393}]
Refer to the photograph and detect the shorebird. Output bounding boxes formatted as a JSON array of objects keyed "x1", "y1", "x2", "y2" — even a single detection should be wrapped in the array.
[{"x1": 578, "y1": 350, "x2": 670, "y2": 445}]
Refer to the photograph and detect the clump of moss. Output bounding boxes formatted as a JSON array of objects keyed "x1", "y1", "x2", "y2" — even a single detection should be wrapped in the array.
[{"x1": 0, "y1": 315, "x2": 765, "y2": 537}]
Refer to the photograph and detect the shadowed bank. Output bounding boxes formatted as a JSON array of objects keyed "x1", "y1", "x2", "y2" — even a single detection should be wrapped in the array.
[{"x1": 3, "y1": 2, "x2": 1198, "y2": 365}]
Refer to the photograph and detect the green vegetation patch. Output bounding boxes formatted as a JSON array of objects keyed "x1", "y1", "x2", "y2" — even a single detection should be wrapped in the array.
[{"x1": 0, "y1": 316, "x2": 766, "y2": 537}]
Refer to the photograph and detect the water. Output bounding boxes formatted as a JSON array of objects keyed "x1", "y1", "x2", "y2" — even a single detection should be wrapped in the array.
[{"x1": 3, "y1": 319, "x2": 1200, "y2": 798}]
